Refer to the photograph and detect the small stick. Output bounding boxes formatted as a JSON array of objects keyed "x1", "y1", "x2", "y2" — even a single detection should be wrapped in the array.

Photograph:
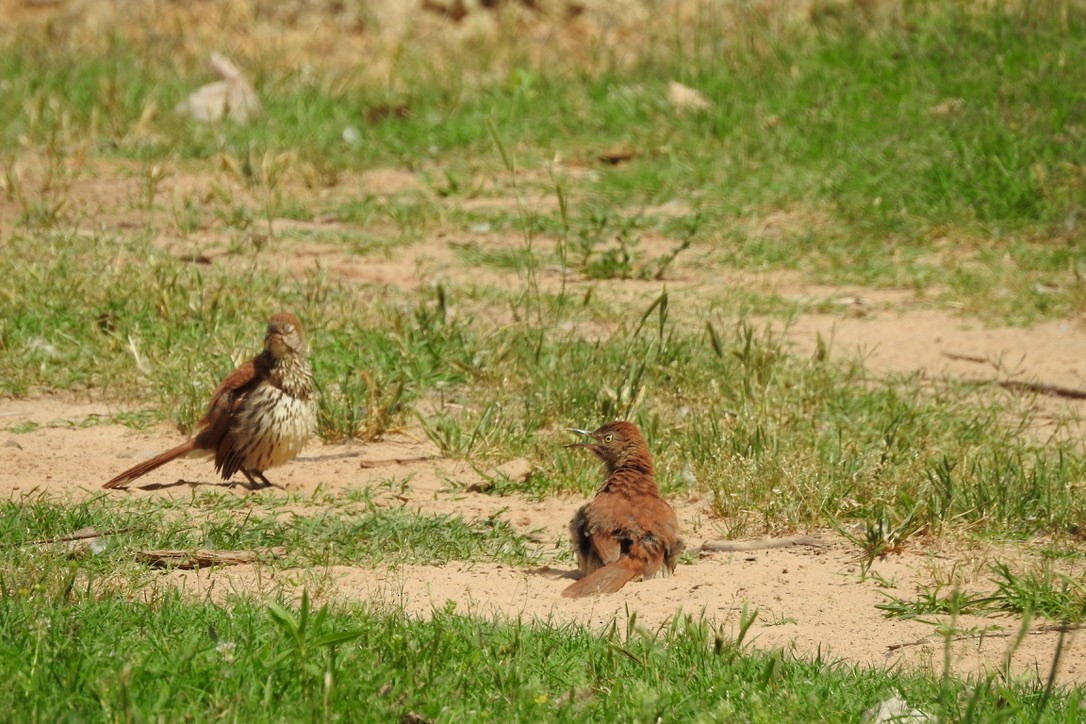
[
  {"x1": 887, "y1": 623, "x2": 1085, "y2": 653},
  {"x1": 949, "y1": 375, "x2": 1086, "y2": 400},
  {"x1": 137, "y1": 547, "x2": 287, "y2": 570},
  {"x1": 941, "y1": 351, "x2": 989, "y2": 364},
  {"x1": 697, "y1": 535, "x2": 827, "y2": 553},
  {"x1": 360, "y1": 455, "x2": 442, "y2": 468},
  {"x1": 996, "y1": 379, "x2": 1086, "y2": 400}
]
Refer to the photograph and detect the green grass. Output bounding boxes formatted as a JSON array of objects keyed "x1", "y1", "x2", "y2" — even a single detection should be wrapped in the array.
[
  {"x1": 0, "y1": 496, "x2": 542, "y2": 576},
  {"x1": 1, "y1": 7, "x2": 1083, "y2": 320},
  {"x1": 0, "y1": 578, "x2": 1081, "y2": 722},
  {"x1": 878, "y1": 559, "x2": 1086, "y2": 629}
]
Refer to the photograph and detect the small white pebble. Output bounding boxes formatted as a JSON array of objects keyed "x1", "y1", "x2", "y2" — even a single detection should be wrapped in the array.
[{"x1": 342, "y1": 126, "x2": 361, "y2": 145}]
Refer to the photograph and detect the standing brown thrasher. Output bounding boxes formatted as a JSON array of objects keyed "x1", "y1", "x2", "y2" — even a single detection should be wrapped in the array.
[
  {"x1": 103, "y1": 312, "x2": 317, "y2": 491},
  {"x1": 563, "y1": 421, "x2": 685, "y2": 597}
]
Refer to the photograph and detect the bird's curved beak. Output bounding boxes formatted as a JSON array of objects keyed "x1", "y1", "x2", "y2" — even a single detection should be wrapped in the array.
[{"x1": 565, "y1": 428, "x2": 594, "y2": 449}]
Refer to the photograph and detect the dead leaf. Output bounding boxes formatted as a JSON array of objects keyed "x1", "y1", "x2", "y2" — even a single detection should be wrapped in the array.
[
  {"x1": 928, "y1": 97, "x2": 964, "y2": 118},
  {"x1": 421, "y1": 0, "x2": 468, "y2": 22},
  {"x1": 366, "y1": 104, "x2": 412, "y2": 123},
  {"x1": 598, "y1": 145, "x2": 637, "y2": 164}
]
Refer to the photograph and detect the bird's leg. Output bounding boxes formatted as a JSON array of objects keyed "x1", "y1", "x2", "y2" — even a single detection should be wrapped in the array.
[
  {"x1": 239, "y1": 470, "x2": 265, "y2": 490},
  {"x1": 241, "y1": 470, "x2": 280, "y2": 490}
]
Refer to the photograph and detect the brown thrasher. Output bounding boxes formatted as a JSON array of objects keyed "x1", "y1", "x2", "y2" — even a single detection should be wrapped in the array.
[
  {"x1": 563, "y1": 421, "x2": 685, "y2": 597},
  {"x1": 103, "y1": 312, "x2": 317, "y2": 491}
]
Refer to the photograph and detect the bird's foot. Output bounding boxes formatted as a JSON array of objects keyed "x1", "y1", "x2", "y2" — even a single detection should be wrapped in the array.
[{"x1": 240, "y1": 471, "x2": 282, "y2": 491}]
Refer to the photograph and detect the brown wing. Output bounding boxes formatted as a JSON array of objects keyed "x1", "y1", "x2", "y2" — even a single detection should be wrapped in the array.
[
  {"x1": 193, "y1": 354, "x2": 268, "y2": 479},
  {"x1": 587, "y1": 528, "x2": 622, "y2": 568},
  {"x1": 574, "y1": 493, "x2": 627, "y2": 572}
]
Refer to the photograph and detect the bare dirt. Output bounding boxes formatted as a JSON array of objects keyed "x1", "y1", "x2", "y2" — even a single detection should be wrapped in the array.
[{"x1": 5, "y1": 0, "x2": 1086, "y2": 687}]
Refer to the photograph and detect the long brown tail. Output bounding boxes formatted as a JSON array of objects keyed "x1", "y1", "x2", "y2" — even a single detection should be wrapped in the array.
[
  {"x1": 103, "y1": 440, "x2": 198, "y2": 489},
  {"x1": 562, "y1": 556, "x2": 645, "y2": 598}
]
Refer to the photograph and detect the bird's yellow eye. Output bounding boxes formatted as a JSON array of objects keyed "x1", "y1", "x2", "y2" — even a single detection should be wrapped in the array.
[{"x1": 604, "y1": 434, "x2": 614, "y2": 443}]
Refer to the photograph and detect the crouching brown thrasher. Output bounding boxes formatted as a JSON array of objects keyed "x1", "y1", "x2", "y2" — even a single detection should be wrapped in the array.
[
  {"x1": 103, "y1": 312, "x2": 317, "y2": 491},
  {"x1": 563, "y1": 421, "x2": 685, "y2": 597}
]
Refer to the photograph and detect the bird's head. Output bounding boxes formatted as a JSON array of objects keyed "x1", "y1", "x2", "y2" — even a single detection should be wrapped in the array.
[
  {"x1": 566, "y1": 421, "x2": 652, "y2": 474},
  {"x1": 264, "y1": 312, "x2": 307, "y2": 359}
]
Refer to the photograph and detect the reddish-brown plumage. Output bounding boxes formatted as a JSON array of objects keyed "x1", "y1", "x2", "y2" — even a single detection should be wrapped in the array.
[
  {"x1": 563, "y1": 421, "x2": 684, "y2": 598},
  {"x1": 103, "y1": 312, "x2": 317, "y2": 490}
]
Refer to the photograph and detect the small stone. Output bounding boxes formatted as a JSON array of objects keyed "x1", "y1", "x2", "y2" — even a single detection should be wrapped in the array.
[
  {"x1": 667, "y1": 81, "x2": 712, "y2": 112},
  {"x1": 342, "y1": 126, "x2": 362, "y2": 145},
  {"x1": 175, "y1": 53, "x2": 261, "y2": 124},
  {"x1": 863, "y1": 693, "x2": 933, "y2": 723}
]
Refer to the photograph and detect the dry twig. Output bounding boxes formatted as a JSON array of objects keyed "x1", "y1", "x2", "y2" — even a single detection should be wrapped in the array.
[
  {"x1": 697, "y1": 535, "x2": 827, "y2": 554},
  {"x1": 137, "y1": 547, "x2": 287, "y2": 570},
  {"x1": 887, "y1": 623, "x2": 1085, "y2": 653}
]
